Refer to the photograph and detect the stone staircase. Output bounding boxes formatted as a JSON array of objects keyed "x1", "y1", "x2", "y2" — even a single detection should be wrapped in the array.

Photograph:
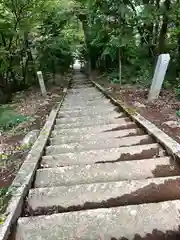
[{"x1": 15, "y1": 71, "x2": 180, "y2": 239}]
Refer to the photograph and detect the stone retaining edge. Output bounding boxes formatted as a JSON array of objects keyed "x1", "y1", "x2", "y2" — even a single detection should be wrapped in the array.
[
  {"x1": 91, "y1": 80, "x2": 180, "y2": 160},
  {"x1": 0, "y1": 87, "x2": 69, "y2": 240}
]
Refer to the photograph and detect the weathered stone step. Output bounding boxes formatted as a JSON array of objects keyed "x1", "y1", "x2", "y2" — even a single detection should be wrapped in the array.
[
  {"x1": 51, "y1": 123, "x2": 137, "y2": 137},
  {"x1": 56, "y1": 114, "x2": 126, "y2": 126},
  {"x1": 62, "y1": 101, "x2": 111, "y2": 107},
  {"x1": 60, "y1": 105, "x2": 115, "y2": 112},
  {"x1": 62, "y1": 99, "x2": 111, "y2": 107},
  {"x1": 46, "y1": 135, "x2": 153, "y2": 154},
  {"x1": 63, "y1": 97, "x2": 107, "y2": 103},
  {"x1": 54, "y1": 117, "x2": 133, "y2": 129},
  {"x1": 64, "y1": 96, "x2": 106, "y2": 102},
  {"x1": 65, "y1": 92, "x2": 102, "y2": 97},
  {"x1": 35, "y1": 157, "x2": 175, "y2": 188},
  {"x1": 65, "y1": 93, "x2": 102, "y2": 98},
  {"x1": 71, "y1": 84, "x2": 93, "y2": 88},
  {"x1": 16, "y1": 200, "x2": 180, "y2": 240},
  {"x1": 69, "y1": 86, "x2": 95, "y2": 90},
  {"x1": 50, "y1": 128, "x2": 143, "y2": 144},
  {"x1": 28, "y1": 176, "x2": 180, "y2": 215},
  {"x1": 68, "y1": 88, "x2": 99, "y2": 94},
  {"x1": 41, "y1": 144, "x2": 165, "y2": 167},
  {"x1": 57, "y1": 112, "x2": 125, "y2": 124},
  {"x1": 58, "y1": 107, "x2": 118, "y2": 117}
]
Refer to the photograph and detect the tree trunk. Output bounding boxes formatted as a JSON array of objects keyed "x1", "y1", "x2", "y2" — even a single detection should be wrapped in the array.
[
  {"x1": 158, "y1": 0, "x2": 171, "y2": 53},
  {"x1": 154, "y1": 0, "x2": 160, "y2": 45},
  {"x1": 118, "y1": 49, "x2": 122, "y2": 84},
  {"x1": 81, "y1": 20, "x2": 91, "y2": 76}
]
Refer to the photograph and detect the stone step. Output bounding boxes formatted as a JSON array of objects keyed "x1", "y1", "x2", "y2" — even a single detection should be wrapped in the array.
[
  {"x1": 62, "y1": 102, "x2": 112, "y2": 108},
  {"x1": 65, "y1": 92, "x2": 103, "y2": 97},
  {"x1": 16, "y1": 200, "x2": 180, "y2": 240},
  {"x1": 60, "y1": 104, "x2": 115, "y2": 111},
  {"x1": 55, "y1": 115, "x2": 128, "y2": 126},
  {"x1": 62, "y1": 98, "x2": 110, "y2": 105},
  {"x1": 69, "y1": 86, "x2": 95, "y2": 89},
  {"x1": 35, "y1": 157, "x2": 174, "y2": 188},
  {"x1": 64, "y1": 96, "x2": 106, "y2": 101},
  {"x1": 61, "y1": 104, "x2": 115, "y2": 113},
  {"x1": 71, "y1": 81, "x2": 90, "y2": 84},
  {"x1": 67, "y1": 90, "x2": 99, "y2": 95},
  {"x1": 41, "y1": 143, "x2": 165, "y2": 168},
  {"x1": 51, "y1": 123, "x2": 137, "y2": 137},
  {"x1": 65, "y1": 94, "x2": 103, "y2": 98},
  {"x1": 57, "y1": 112, "x2": 125, "y2": 124},
  {"x1": 71, "y1": 85, "x2": 93, "y2": 88},
  {"x1": 54, "y1": 117, "x2": 133, "y2": 129},
  {"x1": 28, "y1": 176, "x2": 180, "y2": 215},
  {"x1": 58, "y1": 108, "x2": 118, "y2": 117},
  {"x1": 46, "y1": 135, "x2": 153, "y2": 154},
  {"x1": 50, "y1": 128, "x2": 143, "y2": 144},
  {"x1": 65, "y1": 93, "x2": 102, "y2": 98},
  {"x1": 63, "y1": 97, "x2": 107, "y2": 103}
]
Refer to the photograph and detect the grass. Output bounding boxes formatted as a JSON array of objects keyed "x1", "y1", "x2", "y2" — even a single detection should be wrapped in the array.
[
  {"x1": 0, "y1": 105, "x2": 28, "y2": 131},
  {"x1": 0, "y1": 187, "x2": 12, "y2": 223}
]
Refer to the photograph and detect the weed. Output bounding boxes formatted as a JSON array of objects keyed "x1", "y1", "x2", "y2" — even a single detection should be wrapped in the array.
[
  {"x1": 175, "y1": 87, "x2": 180, "y2": 100},
  {"x1": 0, "y1": 187, "x2": 12, "y2": 217},
  {"x1": 0, "y1": 105, "x2": 28, "y2": 131}
]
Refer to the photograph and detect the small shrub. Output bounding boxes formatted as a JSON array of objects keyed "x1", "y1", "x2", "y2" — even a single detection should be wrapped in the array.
[
  {"x1": 0, "y1": 188, "x2": 12, "y2": 216},
  {"x1": 175, "y1": 87, "x2": 180, "y2": 100}
]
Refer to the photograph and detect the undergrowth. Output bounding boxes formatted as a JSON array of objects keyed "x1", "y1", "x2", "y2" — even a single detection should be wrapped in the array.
[
  {"x1": 0, "y1": 105, "x2": 28, "y2": 131},
  {"x1": 0, "y1": 187, "x2": 12, "y2": 221}
]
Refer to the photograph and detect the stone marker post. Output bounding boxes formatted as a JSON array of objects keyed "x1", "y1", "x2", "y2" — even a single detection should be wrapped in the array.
[
  {"x1": 148, "y1": 54, "x2": 170, "y2": 101},
  {"x1": 37, "y1": 71, "x2": 47, "y2": 97}
]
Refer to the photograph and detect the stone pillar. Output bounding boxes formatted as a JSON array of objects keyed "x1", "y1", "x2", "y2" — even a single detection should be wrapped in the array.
[
  {"x1": 148, "y1": 54, "x2": 170, "y2": 101},
  {"x1": 37, "y1": 71, "x2": 47, "y2": 97}
]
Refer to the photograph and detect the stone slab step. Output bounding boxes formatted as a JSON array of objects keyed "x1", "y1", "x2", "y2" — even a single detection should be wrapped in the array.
[
  {"x1": 41, "y1": 143, "x2": 165, "y2": 167},
  {"x1": 67, "y1": 90, "x2": 99, "y2": 95},
  {"x1": 63, "y1": 97, "x2": 107, "y2": 103},
  {"x1": 58, "y1": 108, "x2": 118, "y2": 117},
  {"x1": 51, "y1": 123, "x2": 137, "y2": 137},
  {"x1": 61, "y1": 103, "x2": 113, "y2": 108},
  {"x1": 65, "y1": 93, "x2": 103, "y2": 98},
  {"x1": 71, "y1": 83, "x2": 92, "y2": 86},
  {"x1": 60, "y1": 106, "x2": 115, "y2": 112},
  {"x1": 54, "y1": 117, "x2": 133, "y2": 129},
  {"x1": 71, "y1": 85, "x2": 93, "y2": 89},
  {"x1": 71, "y1": 85, "x2": 92, "y2": 88},
  {"x1": 35, "y1": 157, "x2": 174, "y2": 188},
  {"x1": 68, "y1": 87, "x2": 98, "y2": 91},
  {"x1": 46, "y1": 135, "x2": 153, "y2": 154},
  {"x1": 28, "y1": 176, "x2": 180, "y2": 214},
  {"x1": 64, "y1": 96, "x2": 106, "y2": 102},
  {"x1": 60, "y1": 104, "x2": 115, "y2": 111},
  {"x1": 65, "y1": 93, "x2": 104, "y2": 97},
  {"x1": 50, "y1": 128, "x2": 143, "y2": 144},
  {"x1": 57, "y1": 112, "x2": 125, "y2": 124},
  {"x1": 16, "y1": 200, "x2": 180, "y2": 240},
  {"x1": 65, "y1": 93, "x2": 102, "y2": 98},
  {"x1": 63, "y1": 98, "x2": 109, "y2": 107},
  {"x1": 69, "y1": 86, "x2": 96, "y2": 90}
]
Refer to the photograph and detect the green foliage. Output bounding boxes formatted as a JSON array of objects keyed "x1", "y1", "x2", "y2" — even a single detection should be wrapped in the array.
[
  {"x1": 176, "y1": 110, "x2": 180, "y2": 117},
  {"x1": 76, "y1": 0, "x2": 180, "y2": 89},
  {"x1": 0, "y1": 0, "x2": 80, "y2": 102},
  {"x1": 0, "y1": 187, "x2": 12, "y2": 216},
  {"x1": 0, "y1": 106, "x2": 27, "y2": 131},
  {"x1": 175, "y1": 87, "x2": 180, "y2": 100}
]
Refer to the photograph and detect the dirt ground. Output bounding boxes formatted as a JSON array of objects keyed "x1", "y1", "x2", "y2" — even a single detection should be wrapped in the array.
[
  {"x1": 0, "y1": 75, "x2": 70, "y2": 189},
  {"x1": 95, "y1": 75, "x2": 180, "y2": 145}
]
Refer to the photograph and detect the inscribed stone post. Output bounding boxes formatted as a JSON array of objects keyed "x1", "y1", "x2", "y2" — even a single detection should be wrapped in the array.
[
  {"x1": 148, "y1": 54, "x2": 170, "y2": 101},
  {"x1": 37, "y1": 71, "x2": 47, "y2": 97}
]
